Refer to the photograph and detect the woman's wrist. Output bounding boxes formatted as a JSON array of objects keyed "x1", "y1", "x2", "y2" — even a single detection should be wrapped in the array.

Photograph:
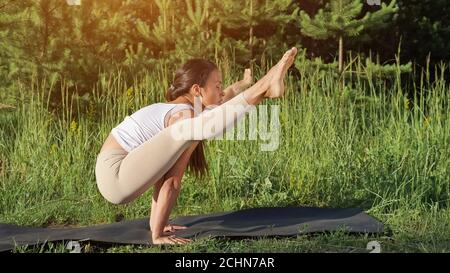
[
  {"x1": 152, "y1": 229, "x2": 164, "y2": 240},
  {"x1": 234, "y1": 80, "x2": 249, "y2": 94},
  {"x1": 239, "y1": 78, "x2": 252, "y2": 90}
]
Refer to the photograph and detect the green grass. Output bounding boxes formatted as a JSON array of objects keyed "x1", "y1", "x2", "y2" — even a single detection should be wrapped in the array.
[{"x1": 1, "y1": 56, "x2": 449, "y2": 253}]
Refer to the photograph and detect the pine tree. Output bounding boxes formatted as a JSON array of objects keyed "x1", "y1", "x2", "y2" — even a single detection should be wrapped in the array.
[
  {"x1": 149, "y1": 0, "x2": 178, "y2": 57},
  {"x1": 176, "y1": 0, "x2": 220, "y2": 60},
  {"x1": 215, "y1": 0, "x2": 295, "y2": 65},
  {"x1": 0, "y1": 0, "x2": 76, "y2": 85},
  {"x1": 0, "y1": 0, "x2": 151, "y2": 92},
  {"x1": 299, "y1": 0, "x2": 398, "y2": 75}
]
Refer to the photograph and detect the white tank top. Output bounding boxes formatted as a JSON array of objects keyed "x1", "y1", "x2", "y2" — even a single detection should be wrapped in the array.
[{"x1": 110, "y1": 103, "x2": 194, "y2": 152}]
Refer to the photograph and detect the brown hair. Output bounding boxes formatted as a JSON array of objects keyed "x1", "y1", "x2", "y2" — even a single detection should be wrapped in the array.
[{"x1": 166, "y1": 59, "x2": 218, "y2": 178}]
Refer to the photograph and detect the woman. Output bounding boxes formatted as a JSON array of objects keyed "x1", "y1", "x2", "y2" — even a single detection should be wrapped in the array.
[{"x1": 95, "y1": 47, "x2": 298, "y2": 245}]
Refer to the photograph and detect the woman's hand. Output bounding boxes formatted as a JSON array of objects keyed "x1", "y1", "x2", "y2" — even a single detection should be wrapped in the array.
[
  {"x1": 241, "y1": 68, "x2": 253, "y2": 88},
  {"x1": 152, "y1": 235, "x2": 192, "y2": 245},
  {"x1": 163, "y1": 224, "x2": 188, "y2": 234},
  {"x1": 222, "y1": 68, "x2": 253, "y2": 103}
]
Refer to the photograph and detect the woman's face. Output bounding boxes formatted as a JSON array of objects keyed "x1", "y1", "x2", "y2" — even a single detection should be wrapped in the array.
[{"x1": 199, "y1": 69, "x2": 224, "y2": 107}]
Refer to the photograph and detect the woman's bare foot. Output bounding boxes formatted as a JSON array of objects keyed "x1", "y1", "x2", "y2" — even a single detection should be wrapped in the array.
[{"x1": 264, "y1": 47, "x2": 298, "y2": 98}]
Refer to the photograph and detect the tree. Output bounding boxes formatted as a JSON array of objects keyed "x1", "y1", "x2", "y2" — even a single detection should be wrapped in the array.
[
  {"x1": 299, "y1": 0, "x2": 398, "y2": 76},
  {"x1": 176, "y1": 0, "x2": 221, "y2": 61},
  {"x1": 148, "y1": 0, "x2": 178, "y2": 57},
  {"x1": 215, "y1": 0, "x2": 296, "y2": 65},
  {"x1": 394, "y1": 0, "x2": 450, "y2": 66},
  {"x1": 0, "y1": 0, "x2": 156, "y2": 93}
]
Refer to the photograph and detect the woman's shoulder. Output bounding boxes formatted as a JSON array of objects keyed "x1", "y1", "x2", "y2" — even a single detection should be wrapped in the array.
[
  {"x1": 143, "y1": 102, "x2": 193, "y2": 108},
  {"x1": 136, "y1": 102, "x2": 181, "y2": 111},
  {"x1": 163, "y1": 102, "x2": 193, "y2": 108},
  {"x1": 133, "y1": 102, "x2": 193, "y2": 119}
]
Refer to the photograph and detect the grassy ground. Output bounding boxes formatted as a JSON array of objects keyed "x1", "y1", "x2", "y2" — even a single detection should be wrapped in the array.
[{"x1": 1, "y1": 58, "x2": 449, "y2": 253}]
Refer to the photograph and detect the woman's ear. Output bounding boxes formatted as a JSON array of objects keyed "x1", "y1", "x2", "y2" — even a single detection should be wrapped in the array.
[{"x1": 190, "y1": 84, "x2": 202, "y2": 97}]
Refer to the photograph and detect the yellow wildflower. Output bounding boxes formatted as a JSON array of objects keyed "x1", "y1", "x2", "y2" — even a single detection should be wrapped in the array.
[{"x1": 70, "y1": 120, "x2": 78, "y2": 132}]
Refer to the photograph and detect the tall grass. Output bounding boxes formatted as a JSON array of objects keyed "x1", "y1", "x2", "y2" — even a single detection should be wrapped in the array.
[{"x1": 0, "y1": 55, "x2": 449, "y2": 251}]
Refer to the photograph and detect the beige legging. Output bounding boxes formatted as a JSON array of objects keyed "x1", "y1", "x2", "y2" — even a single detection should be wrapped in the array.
[{"x1": 95, "y1": 93, "x2": 252, "y2": 204}]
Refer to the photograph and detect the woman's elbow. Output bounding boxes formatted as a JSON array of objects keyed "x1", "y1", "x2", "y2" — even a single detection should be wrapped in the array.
[{"x1": 164, "y1": 176, "x2": 183, "y2": 192}]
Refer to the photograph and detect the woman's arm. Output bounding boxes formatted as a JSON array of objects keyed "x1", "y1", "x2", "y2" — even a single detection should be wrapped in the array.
[
  {"x1": 150, "y1": 109, "x2": 199, "y2": 244},
  {"x1": 222, "y1": 68, "x2": 253, "y2": 103},
  {"x1": 150, "y1": 142, "x2": 198, "y2": 243}
]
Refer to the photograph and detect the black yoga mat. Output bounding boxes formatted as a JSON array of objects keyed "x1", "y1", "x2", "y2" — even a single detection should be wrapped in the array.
[{"x1": 0, "y1": 206, "x2": 384, "y2": 252}]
